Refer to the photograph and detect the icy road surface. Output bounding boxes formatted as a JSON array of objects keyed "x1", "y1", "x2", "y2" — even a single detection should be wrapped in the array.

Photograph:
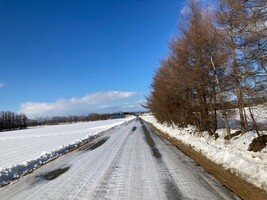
[{"x1": 0, "y1": 119, "x2": 239, "y2": 200}]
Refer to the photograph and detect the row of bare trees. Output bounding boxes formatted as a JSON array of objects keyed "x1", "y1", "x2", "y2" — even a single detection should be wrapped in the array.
[
  {"x1": 28, "y1": 113, "x2": 113, "y2": 126},
  {"x1": 147, "y1": 0, "x2": 266, "y2": 138},
  {"x1": 0, "y1": 111, "x2": 131, "y2": 131},
  {"x1": 0, "y1": 111, "x2": 28, "y2": 131},
  {"x1": 27, "y1": 112, "x2": 130, "y2": 126}
]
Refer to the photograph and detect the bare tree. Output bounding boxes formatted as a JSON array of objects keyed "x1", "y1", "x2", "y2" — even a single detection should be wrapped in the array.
[
  {"x1": 217, "y1": 0, "x2": 251, "y2": 134},
  {"x1": 147, "y1": 0, "x2": 265, "y2": 139}
]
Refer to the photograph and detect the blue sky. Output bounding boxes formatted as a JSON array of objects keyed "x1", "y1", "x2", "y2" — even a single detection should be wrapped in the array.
[{"x1": 0, "y1": 0, "x2": 184, "y2": 118}]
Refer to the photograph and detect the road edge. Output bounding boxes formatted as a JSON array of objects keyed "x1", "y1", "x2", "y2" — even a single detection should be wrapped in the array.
[{"x1": 145, "y1": 121, "x2": 267, "y2": 200}]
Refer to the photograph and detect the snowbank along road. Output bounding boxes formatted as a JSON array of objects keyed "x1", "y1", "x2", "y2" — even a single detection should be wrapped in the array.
[{"x1": 0, "y1": 118, "x2": 240, "y2": 200}]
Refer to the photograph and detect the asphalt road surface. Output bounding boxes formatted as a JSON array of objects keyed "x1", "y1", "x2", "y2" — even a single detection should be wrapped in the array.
[{"x1": 0, "y1": 118, "x2": 239, "y2": 200}]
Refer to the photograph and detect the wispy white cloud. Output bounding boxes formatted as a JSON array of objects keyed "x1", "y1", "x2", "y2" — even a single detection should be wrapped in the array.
[
  {"x1": 19, "y1": 91, "x2": 146, "y2": 118},
  {"x1": 69, "y1": 91, "x2": 136, "y2": 104},
  {"x1": 0, "y1": 82, "x2": 4, "y2": 88}
]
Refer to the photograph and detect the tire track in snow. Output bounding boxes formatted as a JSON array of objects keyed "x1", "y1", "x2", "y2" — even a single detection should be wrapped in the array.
[
  {"x1": 141, "y1": 122, "x2": 183, "y2": 199},
  {"x1": 144, "y1": 120, "x2": 239, "y2": 200},
  {"x1": 68, "y1": 122, "x2": 134, "y2": 200}
]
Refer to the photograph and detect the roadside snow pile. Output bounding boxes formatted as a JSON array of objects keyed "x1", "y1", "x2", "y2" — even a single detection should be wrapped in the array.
[
  {"x1": 141, "y1": 115, "x2": 267, "y2": 192},
  {"x1": 0, "y1": 142, "x2": 81, "y2": 186},
  {"x1": 0, "y1": 116, "x2": 135, "y2": 186}
]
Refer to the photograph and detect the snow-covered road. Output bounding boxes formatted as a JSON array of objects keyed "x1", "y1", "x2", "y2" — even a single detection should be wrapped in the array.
[{"x1": 0, "y1": 119, "x2": 239, "y2": 200}]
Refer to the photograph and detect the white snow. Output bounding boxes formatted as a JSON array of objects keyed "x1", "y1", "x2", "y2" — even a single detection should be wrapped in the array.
[
  {"x1": 141, "y1": 112, "x2": 267, "y2": 192},
  {"x1": 0, "y1": 119, "x2": 237, "y2": 200},
  {"x1": 0, "y1": 116, "x2": 135, "y2": 186},
  {"x1": 218, "y1": 104, "x2": 267, "y2": 129}
]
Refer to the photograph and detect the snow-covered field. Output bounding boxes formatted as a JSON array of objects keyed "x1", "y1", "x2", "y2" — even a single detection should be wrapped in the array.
[
  {"x1": 141, "y1": 108, "x2": 267, "y2": 192},
  {"x1": 0, "y1": 116, "x2": 135, "y2": 186},
  {"x1": 219, "y1": 104, "x2": 267, "y2": 129}
]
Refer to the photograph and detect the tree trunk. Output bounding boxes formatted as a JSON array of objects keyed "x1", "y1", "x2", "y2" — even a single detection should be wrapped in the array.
[
  {"x1": 248, "y1": 106, "x2": 262, "y2": 142},
  {"x1": 213, "y1": 84, "x2": 218, "y2": 130},
  {"x1": 231, "y1": 45, "x2": 247, "y2": 134},
  {"x1": 210, "y1": 56, "x2": 231, "y2": 139}
]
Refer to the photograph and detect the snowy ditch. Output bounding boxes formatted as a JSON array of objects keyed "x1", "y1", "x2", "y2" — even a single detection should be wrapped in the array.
[
  {"x1": 141, "y1": 115, "x2": 267, "y2": 193},
  {"x1": 0, "y1": 117, "x2": 135, "y2": 187}
]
